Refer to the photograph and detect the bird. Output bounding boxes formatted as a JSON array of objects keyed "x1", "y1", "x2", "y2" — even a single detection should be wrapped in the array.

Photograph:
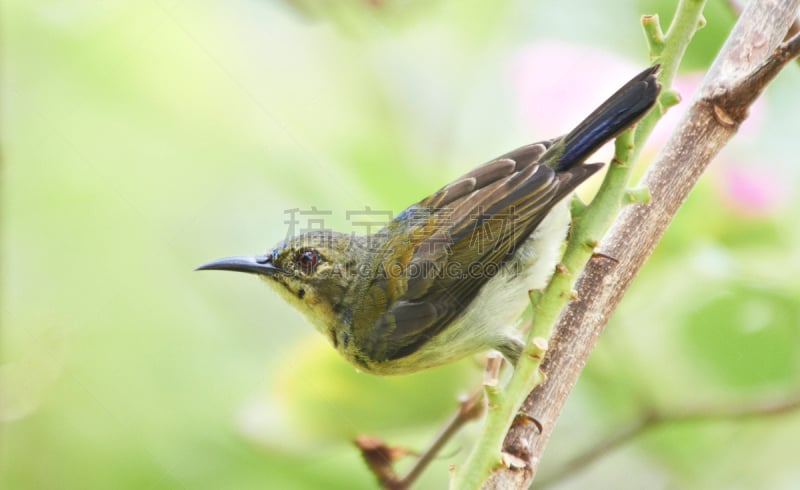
[{"x1": 197, "y1": 65, "x2": 661, "y2": 376}]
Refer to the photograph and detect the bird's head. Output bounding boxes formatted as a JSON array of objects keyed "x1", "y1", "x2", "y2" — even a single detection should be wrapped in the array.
[{"x1": 196, "y1": 231, "x2": 364, "y2": 332}]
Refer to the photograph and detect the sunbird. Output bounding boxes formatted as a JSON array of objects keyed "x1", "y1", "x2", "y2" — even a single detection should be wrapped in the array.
[{"x1": 197, "y1": 66, "x2": 661, "y2": 375}]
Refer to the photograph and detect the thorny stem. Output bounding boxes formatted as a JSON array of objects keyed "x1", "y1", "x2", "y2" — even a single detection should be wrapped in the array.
[{"x1": 452, "y1": 1, "x2": 707, "y2": 488}]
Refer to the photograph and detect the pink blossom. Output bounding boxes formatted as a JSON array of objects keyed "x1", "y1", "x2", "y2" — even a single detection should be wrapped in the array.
[
  {"x1": 512, "y1": 41, "x2": 783, "y2": 218},
  {"x1": 512, "y1": 43, "x2": 639, "y2": 137},
  {"x1": 511, "y1": 42, "x2": 766, "y2": 156},
  {"x1": 718, "y1": 164, "x2": 787, "y2": 216}
]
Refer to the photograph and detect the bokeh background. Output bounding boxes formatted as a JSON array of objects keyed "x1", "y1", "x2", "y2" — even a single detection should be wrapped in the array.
[{"x1": 3, "y1": 1, "x2": 800, "y2": 489}]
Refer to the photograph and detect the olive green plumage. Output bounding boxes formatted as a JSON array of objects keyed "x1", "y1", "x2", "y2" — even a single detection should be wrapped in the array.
[{"x1": 198, "y1": 66, "x2": 661, "y2": 375}]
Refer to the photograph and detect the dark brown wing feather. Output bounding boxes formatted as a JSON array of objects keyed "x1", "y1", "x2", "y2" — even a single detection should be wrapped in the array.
[
  {"x1": 357, "y1": 141, "x2": 602, "y2": 362},
  {"x1": 352, "y1": 65, "x2": 661, "y2": 363}
]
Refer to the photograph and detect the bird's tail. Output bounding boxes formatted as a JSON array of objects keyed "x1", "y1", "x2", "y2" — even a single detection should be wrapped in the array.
[{"x1": 551, "y1": 65, "x2": 661, "y2": 172}]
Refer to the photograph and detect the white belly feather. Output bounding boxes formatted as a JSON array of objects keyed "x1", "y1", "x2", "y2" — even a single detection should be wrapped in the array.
[{"x1": 404, "y1": 201, "x2": 571, "y2": 370}]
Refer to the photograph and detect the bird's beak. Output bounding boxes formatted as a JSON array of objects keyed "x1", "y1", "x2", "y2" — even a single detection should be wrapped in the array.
[{"x1": 195, "y1": 255, "x2": 284, "y2": 276}]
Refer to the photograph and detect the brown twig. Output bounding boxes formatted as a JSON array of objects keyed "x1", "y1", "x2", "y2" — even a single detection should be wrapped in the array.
[
  {"x1": 356, "y1": 435, "x2": 416, "y2": 489},
  {"x1": 400, "y1": 390, "x2": 484, "y2": 488},
  {"x1": 481, "y1": 1, "x2": 800, "y2": 488},
  {"x1": 538, "y1": 395, "x2": 800, "y2": 488},
  {"x1": 357, "y1": 357, "x2": 504, "y2": 489},
  {"x1": 356, "y1": 391, "x2": 484, "y2": 490}
]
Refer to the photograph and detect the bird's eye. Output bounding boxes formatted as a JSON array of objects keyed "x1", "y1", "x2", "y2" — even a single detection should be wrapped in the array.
[{"x1": 296, "y1": 249, "x2": 319, "y2": 273}]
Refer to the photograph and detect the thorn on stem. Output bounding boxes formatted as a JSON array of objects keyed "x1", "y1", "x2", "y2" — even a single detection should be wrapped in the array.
[
  {"x1": 712, "y1": 103, "x2": 738, "y2": 127},
  {"x1": 531, "y1": 336, "x2": 549, "y2": 352},
  {"x1": 591, "y1": 251, "x2": 620, "y2": 263},
  {"x1": 661, "y1": 88, "x2": 682, "y2": 108},
  {"x1": 529, "y1": 288, "x2": 544, "y2": 307},
  {"x1": 641, "y1": 14, "x2": 666, "y2": 55},
  {"x1": 500, "y1": 451, "x2": 528, "y2": 469},
  {"x1": 483, "y1": 353, "x2": 503, "y2": 388},
  {"x1": 513, "y1": 412, "x2": 544, "y2": 434},
  {"x1": 623, "y1": 186, "x2": 652, "y2": 205}
]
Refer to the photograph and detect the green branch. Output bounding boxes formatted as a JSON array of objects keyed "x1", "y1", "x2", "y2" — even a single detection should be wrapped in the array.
[{"x1": 451, "y1": 2, "x2": 705, "y2": 488}]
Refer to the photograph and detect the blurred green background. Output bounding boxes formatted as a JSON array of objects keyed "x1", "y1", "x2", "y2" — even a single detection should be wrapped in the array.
[{"x1": 3, "y1": 0, "x2": 799, "y2": 489}]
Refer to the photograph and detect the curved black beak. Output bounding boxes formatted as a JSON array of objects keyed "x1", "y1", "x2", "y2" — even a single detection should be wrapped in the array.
[{"x1": 195, "y1": 255, "x2": 284, "y2": 276}]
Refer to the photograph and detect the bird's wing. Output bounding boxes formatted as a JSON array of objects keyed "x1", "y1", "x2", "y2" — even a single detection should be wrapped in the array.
[{"x1": 355, "y1": 142, "x2": 602, "y2": 362}]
